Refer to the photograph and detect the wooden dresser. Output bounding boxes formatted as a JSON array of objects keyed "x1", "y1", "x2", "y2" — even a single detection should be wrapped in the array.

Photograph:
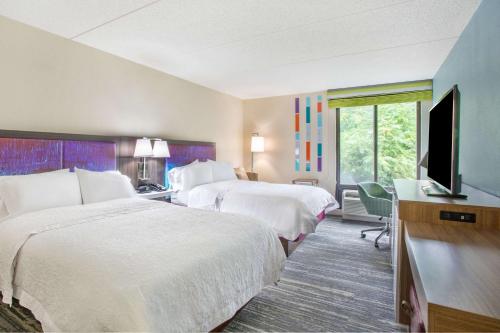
[{"x1": 392, "y1": 179, "x2": 500, "y2": 332}]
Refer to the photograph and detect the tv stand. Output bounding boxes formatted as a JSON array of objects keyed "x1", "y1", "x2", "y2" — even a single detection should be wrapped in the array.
[
  {"x1": 421, "y1": 183, "x2": 467, "y2": 199},
  {"x1": 392, "y1": 179, "x2": 500, "y2": 332}
]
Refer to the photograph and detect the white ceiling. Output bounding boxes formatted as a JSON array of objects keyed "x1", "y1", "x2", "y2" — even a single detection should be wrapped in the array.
[{"x1": 0, "y1": 0, "x2": 481, "y2": 99}]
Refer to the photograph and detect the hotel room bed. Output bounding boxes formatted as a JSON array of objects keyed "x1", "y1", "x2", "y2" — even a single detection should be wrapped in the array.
[
  {"x1": 183, "y1": 179, "x2": 339, "y2": 241},
  {"x1": 0, "y1": 198, "x2": 285, "y2": 332}
]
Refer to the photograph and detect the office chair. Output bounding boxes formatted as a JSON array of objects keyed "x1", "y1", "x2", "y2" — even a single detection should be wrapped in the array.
[{"x1": 357, "y1": 182, "x2": 393, "y2": 248}]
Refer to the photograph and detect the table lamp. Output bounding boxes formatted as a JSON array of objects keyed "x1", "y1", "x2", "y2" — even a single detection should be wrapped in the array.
[
  {"x1": 134, "y1": 137, "x2": 153, "y2": 181},
  {"x1": 152, "y1": 139, "x2": 170, "y2": 158},
  {"x1": 250, "y1": 133, "x2": 264, "y2": 172}
]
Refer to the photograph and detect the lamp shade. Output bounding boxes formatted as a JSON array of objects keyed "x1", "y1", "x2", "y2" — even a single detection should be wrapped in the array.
[
  {"x1": 152, "y1": 140, "x2": 170, "y2": 158},
  {"x1": 251, "y1": 136, "x2": 265, "y2": 152},
  {"x1": 133, "y1": 138, "x2": 153, "y2": 157}
]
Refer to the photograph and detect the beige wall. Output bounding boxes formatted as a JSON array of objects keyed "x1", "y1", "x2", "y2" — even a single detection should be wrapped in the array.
[
  {"x1": 0, "y1": 16, "x2": 243, "y2": 165},
  {"x1": 243, "y1": 92, "x2": 336, "y2": 193}
]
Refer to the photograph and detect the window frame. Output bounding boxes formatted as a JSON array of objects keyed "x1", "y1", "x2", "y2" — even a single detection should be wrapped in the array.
[{"x1": 335, "y1": 101, "x2": 421, "y2": 202}]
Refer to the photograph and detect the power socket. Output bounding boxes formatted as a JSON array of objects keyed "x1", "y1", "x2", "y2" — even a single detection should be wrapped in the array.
[{"x1": 440, "y1": 211, "x2": 476, "y2": 223}]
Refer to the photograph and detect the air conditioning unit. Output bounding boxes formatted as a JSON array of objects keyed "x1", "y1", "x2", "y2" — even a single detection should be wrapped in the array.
[{"x1": 342, "y1": 189, "x2": 380, "y2": 223}]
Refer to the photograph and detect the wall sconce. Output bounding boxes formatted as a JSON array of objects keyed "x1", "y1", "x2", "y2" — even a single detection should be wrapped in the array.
[{"x1": 250, "y1": 133, "x2": 265, "y2": 172}]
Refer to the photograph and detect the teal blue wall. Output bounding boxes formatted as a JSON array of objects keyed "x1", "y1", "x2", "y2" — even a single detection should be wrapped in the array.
[{"x1": 433, "y1": 0, "x2": 500, "y2": 196}]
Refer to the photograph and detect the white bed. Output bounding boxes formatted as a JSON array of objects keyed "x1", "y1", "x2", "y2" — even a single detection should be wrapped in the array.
[
  {"x1": 0, "y1": 198, "x2": 285, "y2": 332},
  {"x1": 186, "y1": 179, "x2": 339, "y2": 241}
]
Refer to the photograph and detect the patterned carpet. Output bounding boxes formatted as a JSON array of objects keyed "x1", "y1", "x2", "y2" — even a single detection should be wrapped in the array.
[
  {"x1": 0, "y1": 217, "x2": 404, "y2": 332},
  {"x1": 0, "y1": 298, "x2": 41, "y2": 332},
  {"x1": 225, "y1": 218, "x2": 405, "y2": 332}
]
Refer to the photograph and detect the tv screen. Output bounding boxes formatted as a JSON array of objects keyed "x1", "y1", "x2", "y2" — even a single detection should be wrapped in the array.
[{"x1": 427, "y1": 87, "x2": 457, "y2": 192}]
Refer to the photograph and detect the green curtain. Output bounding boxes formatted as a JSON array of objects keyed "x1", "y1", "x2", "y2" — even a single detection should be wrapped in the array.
[{"x1": 328, "y1": 80, "x2": 432, "y2": 108}]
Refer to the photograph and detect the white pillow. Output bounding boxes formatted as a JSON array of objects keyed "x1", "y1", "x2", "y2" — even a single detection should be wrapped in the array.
[
  {"x1": 76, "y1": 168, "x2": 136, "y2": 204},
  {"x1": 0, "y1": 170, "x2": 82, "y2": 216},
  {"x1": 180, "y1": 163, "x2": 214, "y2": 191},
  {"x1": 168, "y1": 160, "x2": 199, "y2": 191},
  {"x1": 207, "y1": 160, "x2": 237, "y2": 182}
]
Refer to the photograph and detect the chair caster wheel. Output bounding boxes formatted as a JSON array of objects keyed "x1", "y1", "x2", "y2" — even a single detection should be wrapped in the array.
[
  {"x1": 374, "y1": 243, "x2": 379, "y2": 248},
  {"x1": 360, "y1": 233, "x2": 366, "y2": 238}
]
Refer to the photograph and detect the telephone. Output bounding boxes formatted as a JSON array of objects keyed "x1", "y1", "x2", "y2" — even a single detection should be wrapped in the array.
[{"x1": 137, "y1": 183, "x2": 167, "y2": 193}]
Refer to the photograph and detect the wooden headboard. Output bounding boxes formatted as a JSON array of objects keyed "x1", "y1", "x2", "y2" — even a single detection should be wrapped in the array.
[{"x1": 0, "y1": 130, "x2": 216, "y2": 187}]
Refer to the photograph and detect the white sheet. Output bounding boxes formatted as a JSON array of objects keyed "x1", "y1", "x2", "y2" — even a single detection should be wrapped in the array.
[
  {"x1": 0, "y1": 198, "x2": 285, "y2": 332},
  {"x1": 188, "y1": 180, "x2": 339, "y2": 240}
]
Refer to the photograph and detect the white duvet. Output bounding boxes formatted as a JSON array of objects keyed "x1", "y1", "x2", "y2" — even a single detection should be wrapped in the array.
[
  {"x1": 0, "y1": 198, "x2": 285, "y2": 332},
  {"x1": 188, "y1": 180, "x2": 339, "y2": 240}
]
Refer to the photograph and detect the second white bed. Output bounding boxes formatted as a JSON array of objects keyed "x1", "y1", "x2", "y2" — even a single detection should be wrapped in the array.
[{"x1": 186, "y1": 180, "x2": 339, "y2": 240}]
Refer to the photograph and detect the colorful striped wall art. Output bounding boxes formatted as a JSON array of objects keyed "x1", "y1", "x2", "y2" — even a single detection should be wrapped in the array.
[
  {"x1": 317, "y1": 95, "x2": 323, "y2": 172},
  {"x1": 305, "y1": 97, "x2": 311, "y2": 172},
  {"x1": 294, "y1": 97, "x2": 300, "y2": 171}
]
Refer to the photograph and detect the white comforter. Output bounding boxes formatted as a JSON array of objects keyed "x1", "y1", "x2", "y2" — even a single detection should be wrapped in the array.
[
  {"x1": 188, "y1": 180, "x2": 339, "y2": 240},
  {"x1": 0, "y1": 198, "x2": 285, "y2": 332}
]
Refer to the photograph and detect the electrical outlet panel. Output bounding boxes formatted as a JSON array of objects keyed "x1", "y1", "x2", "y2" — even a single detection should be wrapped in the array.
[{"x1": 440, "y1": 211, "x2": 476, "y2": 223}]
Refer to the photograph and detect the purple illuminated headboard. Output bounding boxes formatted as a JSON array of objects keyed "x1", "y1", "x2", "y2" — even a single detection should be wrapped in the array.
[
  {"x1": 166, "y1": 143, "x2": 216, "y2": 170},
  {"x1": 0, "y1": 131, "x2": 215, "y2": 187},
  {"x1": 0, "y1": 136, "x2": 116, "y2": 176},
  {"x1": 162, "y1": 142, "x2": 216, "y2": 187}
]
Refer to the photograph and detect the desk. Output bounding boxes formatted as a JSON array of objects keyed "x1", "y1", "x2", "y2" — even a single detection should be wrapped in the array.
[
  {"x1": 392, "y1": 179, "x2": 500, "y2": 332},
  {"x1": 405, "y1": 222, "x2": 500, "y2": 331}
]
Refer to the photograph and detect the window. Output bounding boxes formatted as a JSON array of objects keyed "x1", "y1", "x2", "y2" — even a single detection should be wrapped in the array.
[
  {"x1": 339, "y1": 105, "x2": 374, "y2": 184},
  {"x1": 377, "y1": 102, "x2": 418, "y2": 186},
  {"x1": 336, "y1": 102, "x2": 420, "y2": 197}
]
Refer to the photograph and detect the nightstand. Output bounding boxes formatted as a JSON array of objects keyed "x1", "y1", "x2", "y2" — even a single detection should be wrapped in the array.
[
  {"x1": 136, "y1": 190, "x2": 173, "y2": 202},
  {"x1": 292, "y1": 178, "x2": 319, "y2": 186},
  {"x1": 246, "y1": 172, "x2": 258, "y2": 181}
]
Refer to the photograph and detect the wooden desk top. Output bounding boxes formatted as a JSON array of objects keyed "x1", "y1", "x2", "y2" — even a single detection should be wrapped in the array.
[
  {"x1": 394, "y1": 179, "x2": 500, "y2": 209},
  {"x1": 405, "y1": 221, "x2": 500, "y2": 321}
]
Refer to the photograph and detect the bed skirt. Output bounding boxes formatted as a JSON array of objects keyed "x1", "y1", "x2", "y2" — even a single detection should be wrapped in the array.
[{"x1": 279, "y1": 210, "x2": 327, "y2": 256}]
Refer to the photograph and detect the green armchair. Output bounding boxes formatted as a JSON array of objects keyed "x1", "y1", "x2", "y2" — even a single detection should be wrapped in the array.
[{"x1": 357, "y1": 182, "x2": 393, "y2": 248}]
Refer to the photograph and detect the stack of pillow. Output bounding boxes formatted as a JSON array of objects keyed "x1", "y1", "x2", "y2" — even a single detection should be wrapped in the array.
[
  {"x1": 168, "y1": 160, "x2": 237, "y2": 191},
  {"x1": 0, "y1": 160, "x2": 240, "y2": 220},
  {"x1": 0, "y1": 168, "x2": 136, "y2": 220}
]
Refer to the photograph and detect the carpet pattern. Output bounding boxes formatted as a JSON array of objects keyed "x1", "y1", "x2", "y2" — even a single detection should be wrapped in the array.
[
  {"x1": 0, "y1": 297, "x2": 41, "y2": 332},
  {"x1": 0, "y1": 218, "x2": 404, "y2": 332},
  {"x1": 225, "y1": 218, "x2": 405, "y2": 332}
]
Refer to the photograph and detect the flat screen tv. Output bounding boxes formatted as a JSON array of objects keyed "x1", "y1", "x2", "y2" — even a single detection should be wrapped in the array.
[{"x1": 426, "y1": 85, "x2": 464, "y2": 197}]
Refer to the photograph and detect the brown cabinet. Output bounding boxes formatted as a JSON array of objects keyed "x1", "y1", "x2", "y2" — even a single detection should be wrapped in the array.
[{"x1": 392, "y1": 179, "x2": 500, "y2": 332}]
